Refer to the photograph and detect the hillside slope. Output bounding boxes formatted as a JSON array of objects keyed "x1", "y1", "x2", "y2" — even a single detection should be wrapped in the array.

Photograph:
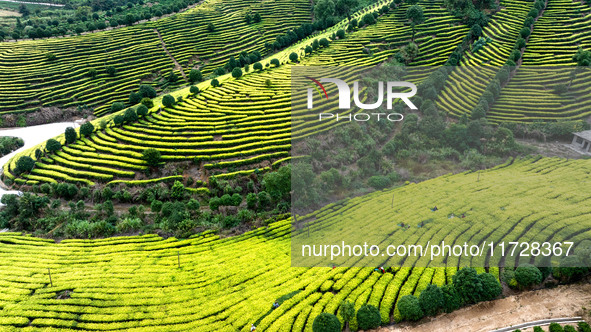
[{"x1": 0, "y1": 156, "x2": 589, "y2": 330}]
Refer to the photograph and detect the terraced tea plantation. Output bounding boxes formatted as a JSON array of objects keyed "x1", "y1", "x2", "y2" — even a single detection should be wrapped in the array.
[
  {"x1": 0, "y1": 0, "x2": 311, "y2": 117},
  {"x1": 0, "y1": 156, "x2": 588, "y2": 330},
  {"x1": 4, "y1": 0, "x2": 472, "y2": 185}
]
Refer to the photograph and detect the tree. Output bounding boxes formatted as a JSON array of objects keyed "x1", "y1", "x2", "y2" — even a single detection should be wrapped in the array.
[
  {"x1": 123, "y1": 108, "x2": 138, "y2": 123},
  {"x1": 270, "y1": 58, "x2": 280, "y2": 67},
  {"x1": 18, "y1": 4, "x2": 30, "y2": 16},
  {"x1": 187, "y1": 199, "x2": 200, "y2": 211},
  {"x1": 111, "y1": 102, "x2": 125, "y2": 113},
  {"x1": 289, "y1": 52, "x2": 299, "y2": 62},
  {"x1": 80, "y1": 122, "x2": 95, "y2": 137},
  {"x1": 339, "y1": 301, "x2": 355, "y2": 331},
  {"x1": 312, "y1": 313, "x2": 340, "y2": 332},
  {"x1": 263, "y1": 165, "x2": 291, "y2": 201},
  {"x1": 573, "y1": 47, "x2": 591, "y2": 66},
  {"x1": 356, "y1": 304, "x2": 381, "y2": 329},
  {"x1": 167, "y1": 70, "x2": 179, "y2": 83},
  {"x1": 231, "y1": 67, "x2": 243, "y2": 78},
  {"x1": 336, "y1": 29, "x2": 345, "y2": 39},
  {"x1": 162, "y1": 94, "x2": 175, "y2": 108},
  {"x1": 441, "y1": 284, "x2": 462, "y2": 313},
  {"x1": 113, "y1": 115, "x2": 124, "y2": 126},
  {"x1": 106, "y1": 66, "x2": 117, "y2": 76},
  {"x1": 335, "y1": 0, "x2": 358, "y2": 16},
  {"x1": 478, "y1": 272, "x2": 502, "y2": 301},
  {"x1": 471, "y1": 105, "x2": 486, "y2": 120},
  {"x1": 138, "y1": 84, "x2": 157, "y2": 98},
  {"x1": 190, "y1": 85, "x2": 200, "y2": 95},
  {"x1": 398, "y1": 295, "x2": 424, "y2": 321},
  {"x1": 549, "y1": 323, "x2": 564, "y2": 332},
  {"x1": 142, "y1": 148, "x2": 161, "y2": 166},
  {"x1": 136, "y1": 105, "x2": 149, "y2": 116},
  {"x1": 555, "y1": 256, "x2": 588, "y2": 281},
  {"x1": 305, "y1": 46, "x2": 313, "y2": 54},
  {"x1": 253, "y1": 12, "x2": 261, "y2": 23},
  {"x1": 87, "y1": 68, "x2": 98, "y2": 78},
  {"x1": 253, "y1": 62, "x2": 263, "y2": 70},
  {"x1": 452, "y1": 267, "x2": 483, "y2": 304},
  {"x1": 46, "y1": 139, "x2": 62, "y2": 153},
  {"x1": 141, "y1": 98, "x2": 154, "y2": 108},
  {"x1": 65, "y1": 127, "x2": 77, "y2": 144},
  {"x1": 419, "y1": 284, "x2": 444, "y2": 316},
  {"x1": 314, "y1": 0, "x2": 335, "y2": 22},
  {"x1": 406, "y1": 5, "x2": 425, "y2": 42},
  {"x1": 170, "y1": 180, "x2": 186, "y2": 200},
  {"x1": 400, "y1": 42, "x2": 419, "y2": 64},
  {"x1": 563, "y1": 325, "x2": 577, "y2": 332},
  {"x1": 189, "y1": 69, "x2": 203, "y2": 82},
  {"x1": 129, "y1": 91, "x2": 142, "y2": 105},
  {"x1": 16, "y1": 156, "x2": 35, "y2": 174},
  {"x1": 45, "y1": 53, "x2": 57, "y2": 61},
  {"x1": 520, "y1": 27, "x2": 531, "y2": 38},
  {"x1": 207, "y1": 23, "x2": 215, "y2": 32},
  {"x1": 471, "y1": 24, "x2": 482, "y2": 37},
  {"x1": 362, "y1": 13, "x2": 375, "y2": 26},
  {"x1": 211, "y1": 78, "x2": 220, "y2": 87},
  {"x1": 514, "y1": 264, "x2": 543, "y2": 288},
  {"x1": 257, "y1": 191, "x2": 271, "y2": 210},
  {"x1": 319, "y1": 38, "x2": 330, "y2": 47},
  {"x1": 245, "y1": 13, "x2": 252, "y2": 24}
]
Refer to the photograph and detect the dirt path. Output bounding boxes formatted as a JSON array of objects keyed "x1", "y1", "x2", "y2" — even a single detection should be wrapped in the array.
[
  {"x1": 154, "y1": 28, "x2": 188, "y2": 82},
  {"x1": 379, "y1": 283, "x2": 591, "y2": 332}
]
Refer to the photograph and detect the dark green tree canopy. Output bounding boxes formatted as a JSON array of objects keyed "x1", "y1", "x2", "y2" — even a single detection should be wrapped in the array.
[
  {"x1": 418, "y1": 284, "x2": 444, "y2": 316},
  {"x1": 46, "y1": 139, "x2": 62, "y2": 153},
  {"x1": 398, "y1": 295, "x2": 424, "y2": 321},
  {"x1": 65, "y1": 127, "x2": 77, "y2": 144},
  {"x1": 312, "y1": 313, "x2": 340, "y2": 332}
]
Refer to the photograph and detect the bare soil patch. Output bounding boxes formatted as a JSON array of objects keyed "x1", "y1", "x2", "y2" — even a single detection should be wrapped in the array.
[
  {"x1": 0, "y1": 9, "x2": 20, "y2": 16},
  {"x1": 379, "y1": 283, "x2": 591, "y2": 332}
]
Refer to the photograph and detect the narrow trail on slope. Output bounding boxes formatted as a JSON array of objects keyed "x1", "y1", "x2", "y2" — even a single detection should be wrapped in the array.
[{"x1": 154, "y1": 28, "x2": 188, "y2": 82}]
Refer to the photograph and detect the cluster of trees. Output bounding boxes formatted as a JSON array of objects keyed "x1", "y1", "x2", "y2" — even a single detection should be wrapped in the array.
[
  {"x1": 1, "y1": 0, "x2": 200, "y2": 40},
  {"x1": 2, "y1": 164, "x2": 292, "y2": 238},
  {"x1": 504, "y1": 258, "x2": 590, "y2": 290},
  {"x1": 398, "y1": 268, "x2": 501, "y2": 321},
  {"x1": 0, "y1": 137, "x2": 24, "y2": 157},
  {"x1": 211, "y1": 50, "x2": 263, "y2": 77},
  {"x1": 312, "y1": 302, "x2": 380, "y2": 332},
  {"x1": 502, "y1": 120, "x2": 590, "y2": 142},
  {"x1": 314, "y1": 0, "x2": 358, "y2": 24},
  {"x1": 504, "y1": 0, "x2": 546, "y2": 67},
  {"x1": 106, "y1": 84, "x2": 156, "y2": 117}
]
